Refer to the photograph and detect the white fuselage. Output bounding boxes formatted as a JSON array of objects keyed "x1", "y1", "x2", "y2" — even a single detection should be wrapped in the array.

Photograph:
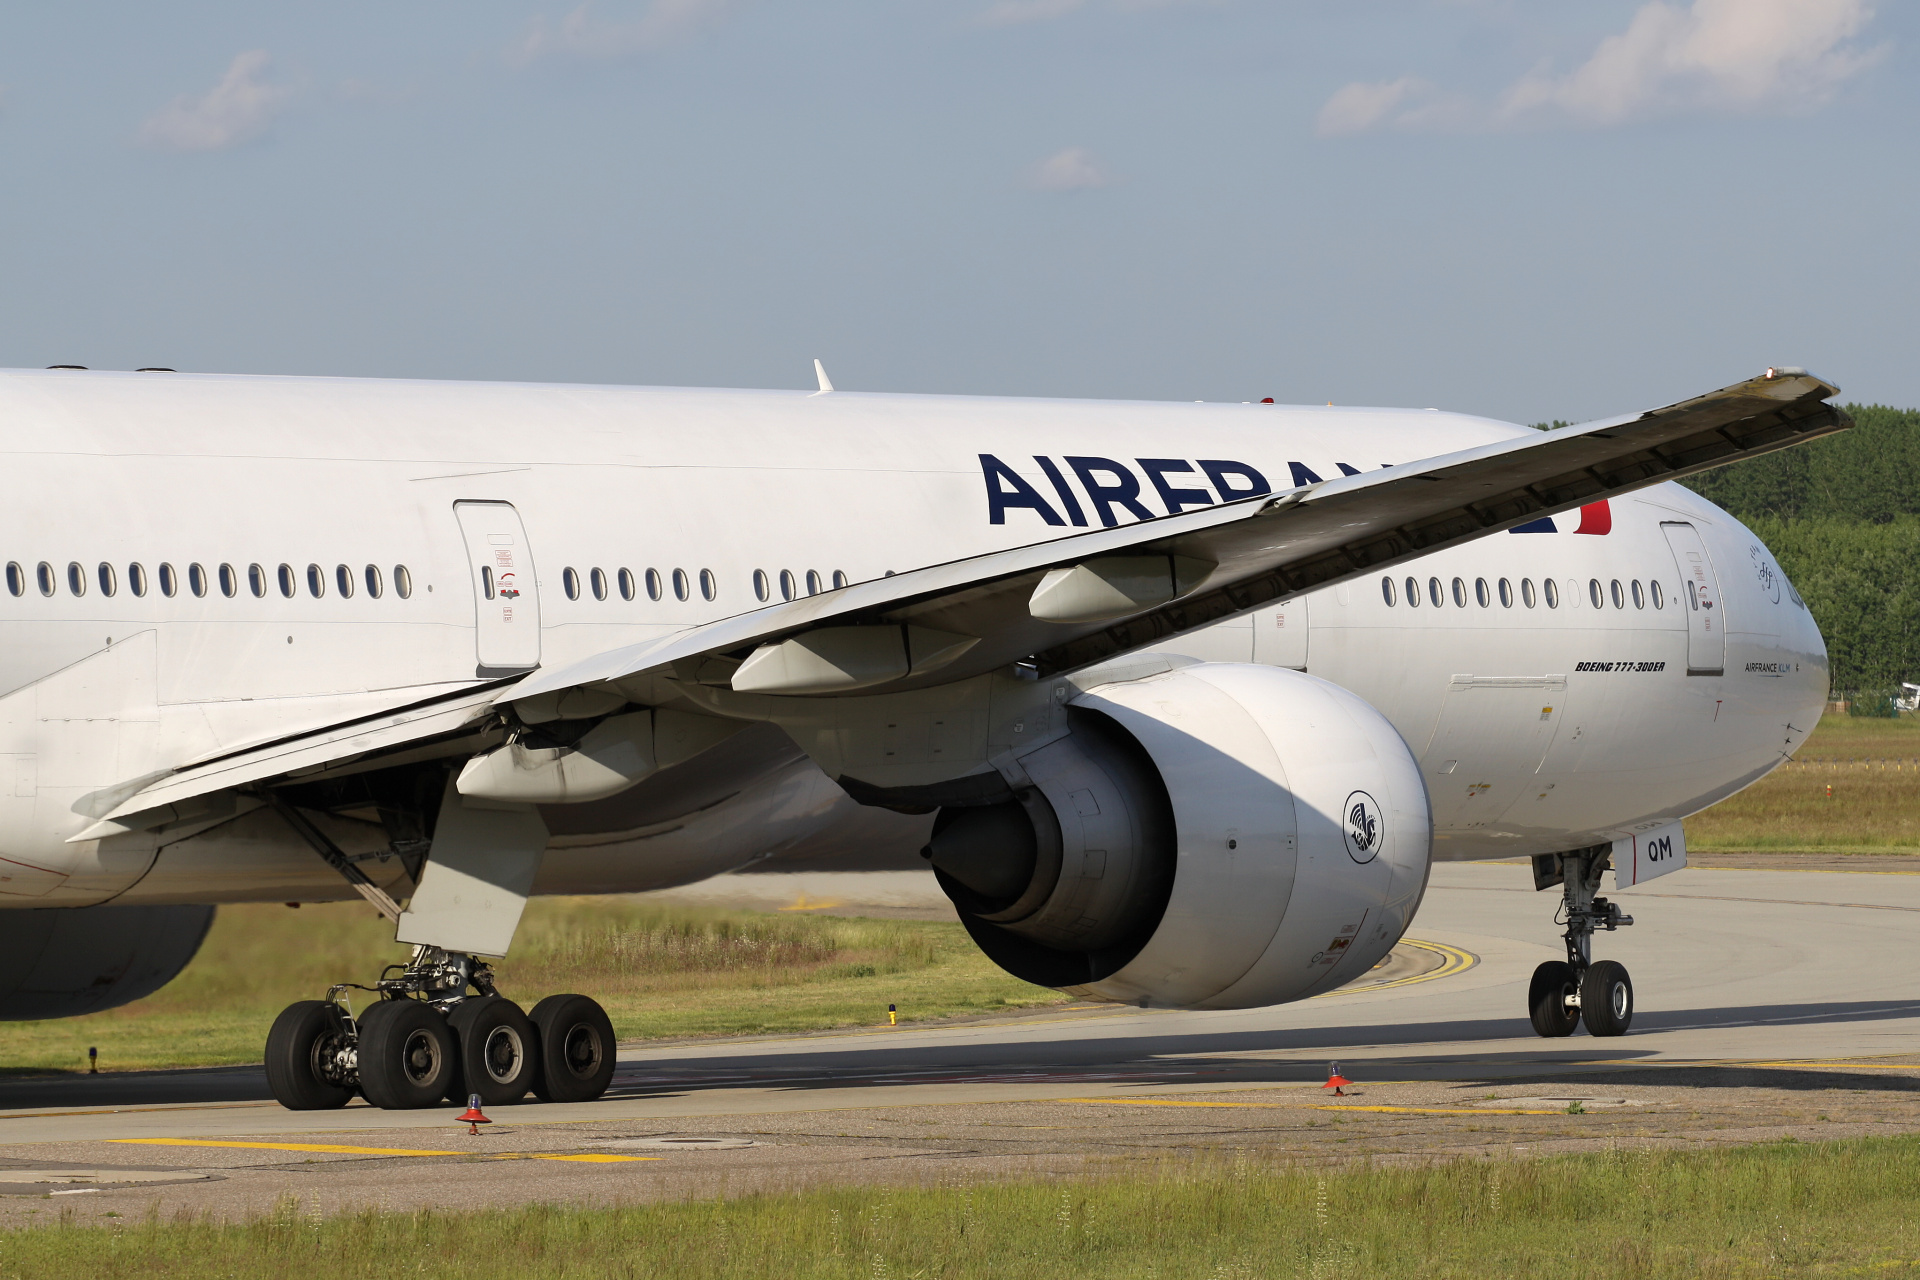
[{"x1": 0, "y1": 370, "x2": 1826, "y2": 907}]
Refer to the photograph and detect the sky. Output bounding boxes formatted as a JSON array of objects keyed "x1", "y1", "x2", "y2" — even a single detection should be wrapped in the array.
[{"x1": 0, "y1": 1, "x2": 1913, "y2": 425}]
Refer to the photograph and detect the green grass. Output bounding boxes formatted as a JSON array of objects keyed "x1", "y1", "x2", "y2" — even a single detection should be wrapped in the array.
[
  {"x1": 14, "y1": 1136, "x2": 1920, "y2": 1276},
  {"x1": 1689, "y1": 712, "x2": 1920, "y2": 854},
  {"x1": 0, "y1": 899, "x2": 1067, "y2": 1074}
]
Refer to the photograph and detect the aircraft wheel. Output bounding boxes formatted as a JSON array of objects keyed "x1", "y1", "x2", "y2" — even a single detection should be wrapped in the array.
[
  {"x1": 264, "y1": 1000, "x2": 355, "y2": 1111},
  {"x1": 528, "y1": 994, "x2": 617, "y2": 1103},
  {"x1": 1528, "y1": 961, "x2": 1582, "y2": 1038},
  {"x1": 446, "y1": 996, "x2": 537, "y2": 1106},
  {"x1": 1580, "y1": 961, "x2": 1634, "y2": 1037},
  {"x1": 357, "y1": 999, "x2": 458, "y2": 1109}
]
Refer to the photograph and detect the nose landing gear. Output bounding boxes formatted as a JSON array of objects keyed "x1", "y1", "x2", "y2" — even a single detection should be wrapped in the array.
[
  {"x1": 1528, "y1": 846, "x2": 1635, "y2": 1038},
  {"x1": 263, "y1": 945, "x2": 614, "y2": 1111}
]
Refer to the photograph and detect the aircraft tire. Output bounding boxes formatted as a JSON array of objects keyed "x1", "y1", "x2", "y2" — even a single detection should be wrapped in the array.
[
  {"x1": 445, "y1": 996, "x2": 537, "y2": 1106},
  {"x1": 1580, "y1": 961, "x2": 1633, "y2": 1037},
  {"x1": 528, "y1": 993, "x2": 617, "y2": 1103},
  {"x1": 357, "y1": 999, "x2": 458, "y2": 1109},
  {"x1": 1527, "y1": 961, "x2": 1581, "y2": 1038},
  {"x1": 264, "y1": 1000, "x2": 355, "y2": 1111}
]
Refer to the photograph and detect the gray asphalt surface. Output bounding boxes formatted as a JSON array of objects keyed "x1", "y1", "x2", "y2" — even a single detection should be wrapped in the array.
[{"x1": 3, "y1": 860, "x2": 1918, "y2": 1219}]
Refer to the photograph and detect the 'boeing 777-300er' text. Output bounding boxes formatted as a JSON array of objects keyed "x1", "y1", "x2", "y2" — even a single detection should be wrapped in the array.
[{"x1": 0, "y1": 363, "x2": 1841, "y2": 1109}]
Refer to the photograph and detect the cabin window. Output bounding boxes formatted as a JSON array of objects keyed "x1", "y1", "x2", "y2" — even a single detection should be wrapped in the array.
[
  {"x1": 1404, "y1": 576, "x2": 1419, "y2": 607},
  {"x1": 754, "y1": 569, "x2": 771, "y2": 603},
  {"x1": 672, "y1": 568, "x2": 690, "y2": 601},
  {"x1": 4, "y1": 563, "x2": 21, "y2": 597},
  {"x1": 159, "y1": 563, "x2": 178, "y2": 597},
  {"x1": 217, "y1": 564, "x2": 238, "y2": 598},
  {"x1": 1588, "y1": 578, "x2": 1604, "y2": 609},
  {"x1": 188, "y1": 563, "x2": 208, "y2": 598},
  {"x1": 700, "y1": 569, "x2": 717, "y2": 601},
  {"x1": 67, "y1": 562, "x2": 86, "y2": 596},
  {"x1": 590, "y1": 568, "x2": 608, "y2": 601},
  {"x1": 1521, "y1": 578, "x2": 1536, "y2": 608},
  {"x1": 394, "y1": 565, "x2": 413, "y2": 599},
  {"x1": 278, "y1": 564, "x2": 295, "y2": 597},
  {"x1": 562, "y1": 567, "x2": 580, "y2": 600},
  {"x1": 305, "y1": 564, "x2": 325, "y2": 598},
  {"x1": 781, "y1": 570, "x2": 797, "y2": 602},
  {"x1": 1630, "y1": 579, "x2": 1645, "y2": 609},
  {"x1": 38, "y1": 562, "x2": 55, "y2": 596},
  {"x1": 365, "y1": 565, "x2": 384, "y2": 599},
  {"x1": 1474, "y1": 578, "x2": 1489, "y2": 608},
  {"x1": 1651, "y1": 580, "x2": 1664, "y2": 609},
  {"x1": 1610, "y1": 579, "x2": 1625, "y2": 610},
  {"x1": 1381, "y1": 576, "x2": 1396, "y2": 606},
  {"x1": 1498, "y1": 578, "x2": 1513, "y2": 608},
  {"x1": 336, "y1": 564, "x2": 355, "y2": 598},
  {"x1": 98, "y1": 562, "x2": 117, "y2": 597},
  {"x1": 1544, "y1": 578, "x2": 1560, "y2": 609},
  {"x1": 129, "y1": 563, "x2": 148, "y2": 597},
  {"x1": 806, "y1": 570, "x2": 823, "y2": 596},
  {"x1": 832, "y1": 570, "x2": 849, "y2": 589},
  {"x1": 644, "y1": 568, "x2": 662, "y2": 601},
  {"x1": 1428, "y1": 577, "x2": 1443, "y2": 608},
  {"x1": 247, "y1": 564, "x2": 265, "y2": 597},
  {"x1": 618, "y1": 568, "x2": 635, "y2": 601}
]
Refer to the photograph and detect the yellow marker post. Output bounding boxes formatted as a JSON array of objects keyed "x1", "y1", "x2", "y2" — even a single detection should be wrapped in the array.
[{"x1": 888, "y1": 1003, "x2": 897, "y2": 1026}]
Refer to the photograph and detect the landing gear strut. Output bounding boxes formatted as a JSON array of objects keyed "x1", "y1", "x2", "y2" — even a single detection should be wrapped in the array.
[
  {"x1": 264, "y1": 944, "x2": 612, "y2": 1111},
  {"x1": 1528, "y1": 846, "x2": 1635, "y2": 1038}
]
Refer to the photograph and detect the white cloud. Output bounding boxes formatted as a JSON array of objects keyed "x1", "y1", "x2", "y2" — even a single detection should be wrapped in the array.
[
  {"x1": 1501, "y1": 0, "x2": 1878, "y2": 125},
  {"x1": 138, "y1": 51, "x2": 292, "y2": 152},
  {"x1": 515, "y1": 0, "x2": 733, "y2": 62},
  {"x1": 1316, "y1": 77, "x2": 1425, "y2": 138},
  {"x1": 1029, "y1": 146, "x2": 1112, "y2": 191},
  {"x1": 1318, "y1": 0, "x2": 1880, "y2": 135}
]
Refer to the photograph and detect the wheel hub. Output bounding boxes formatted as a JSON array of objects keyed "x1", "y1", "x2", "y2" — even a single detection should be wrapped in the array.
[{"x1": 483, "y1": 1025, "x2": 525, "y2": 1084}]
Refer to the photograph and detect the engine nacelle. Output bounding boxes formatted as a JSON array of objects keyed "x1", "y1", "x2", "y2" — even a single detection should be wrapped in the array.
[
  {"x1": 928, "y1": 663, "x2": 1431, "y2": 1009},
  {"x1": 0, "y1": 904, "x2": 214, "y2": 1020}
]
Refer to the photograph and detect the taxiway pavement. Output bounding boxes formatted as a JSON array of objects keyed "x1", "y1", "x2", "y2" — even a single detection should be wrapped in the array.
[{"x1": 3, "y1": 860, "x2": 1919, "y2": 1217}]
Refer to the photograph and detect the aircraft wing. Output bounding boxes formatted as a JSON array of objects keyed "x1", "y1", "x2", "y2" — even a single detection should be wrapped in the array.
[
  {"x1": 84, "y1": 682, "x2": 509, "y2": 835},
  {"x1": 506, "y1": 367, "x2": 1847, "y2": 705},
  {"x1": 83, "y1": 367, "x2": 1844, "y2": 831}
]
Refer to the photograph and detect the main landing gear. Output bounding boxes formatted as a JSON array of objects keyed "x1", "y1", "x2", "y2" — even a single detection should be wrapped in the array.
[
  {"x1": 264, "y1": 945, "x2": 616, "y2": 1111},
  {"x1": 1527, "y1": 846, "x2": 1635, "y2": 1038}
]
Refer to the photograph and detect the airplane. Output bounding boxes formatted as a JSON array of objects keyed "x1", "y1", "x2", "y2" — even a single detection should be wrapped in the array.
[{"x1": 0, "y1": 362, "x2": 1840, "y2": 1111}]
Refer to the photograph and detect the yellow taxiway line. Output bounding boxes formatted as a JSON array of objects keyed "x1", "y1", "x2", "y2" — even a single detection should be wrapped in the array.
[
  {"x1": 1059, "y1": 1098, "x2": 1562, "y2": 1115},
  {"x1": 110, "y1": 1138, "x2": 655, "y2": 1163}
]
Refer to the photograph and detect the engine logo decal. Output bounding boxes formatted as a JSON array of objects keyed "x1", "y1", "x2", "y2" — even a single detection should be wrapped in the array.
[{"x1": 1343, "y1": 791, "x2": 1382, "y2": 863}]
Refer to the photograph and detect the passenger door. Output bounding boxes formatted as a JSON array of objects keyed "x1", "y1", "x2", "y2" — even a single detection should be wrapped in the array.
[
  {"x1": 454, "y1": 502, "x2": 541, "y2": 676},
  {"x1": 1660, "y1": 522, "x2": 1724, "y2": 676}
]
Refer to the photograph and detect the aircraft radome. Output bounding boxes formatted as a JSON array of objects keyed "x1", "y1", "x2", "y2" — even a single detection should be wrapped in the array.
[{"x1": 0, "y1": 363, "x2": 1841, "y2": 1109}]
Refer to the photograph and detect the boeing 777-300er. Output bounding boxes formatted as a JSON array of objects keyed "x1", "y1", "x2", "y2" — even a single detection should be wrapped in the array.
[{"x1": 0, "y1": 363, "x2": 1841, "y2": 1110}]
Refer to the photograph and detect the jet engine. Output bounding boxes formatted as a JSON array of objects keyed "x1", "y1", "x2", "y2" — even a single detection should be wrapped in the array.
[
  {"x1": 0, "y1": 904, "x2": 215, "y2": 1020},
  {"x1": 926, "y1": 663, "x2": 1431, "y2": 1009}
]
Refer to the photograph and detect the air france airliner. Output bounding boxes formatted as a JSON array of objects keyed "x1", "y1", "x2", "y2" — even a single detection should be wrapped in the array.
[{"x1": 0, "y1": 364, "x2": 1840, "y2": 1109}]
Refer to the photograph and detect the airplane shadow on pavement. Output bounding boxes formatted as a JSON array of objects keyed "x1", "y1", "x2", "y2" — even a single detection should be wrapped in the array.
[{"x1": 4, "y1": 996, "x2": 1919, "y2": 1113}]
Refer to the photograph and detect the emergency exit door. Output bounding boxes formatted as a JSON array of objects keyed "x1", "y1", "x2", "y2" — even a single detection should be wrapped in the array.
[
  {"x1": 454, "y1": 502, "x2": 541, "y2": 675},
  {"x1": 1660, "y1": 522, "x2": 1723, "y2": 676}
]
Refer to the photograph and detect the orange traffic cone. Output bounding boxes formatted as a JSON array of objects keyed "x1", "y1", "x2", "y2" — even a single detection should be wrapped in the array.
[
  {"x1": 1323, "y1": 1065, "x2": 1352, "y2": 1097},
  {"x1": 457, "y1": 1093, "x2": 492, "y2": 1135}
]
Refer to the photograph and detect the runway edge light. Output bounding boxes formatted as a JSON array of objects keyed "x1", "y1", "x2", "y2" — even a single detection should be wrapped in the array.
[
  {"x1": 1324, "y1": 1065, "x2": 1352, "y2": 1097},
  {"x1": 458, "y1": 1094, "x2": 492, "y2": 1135}
]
